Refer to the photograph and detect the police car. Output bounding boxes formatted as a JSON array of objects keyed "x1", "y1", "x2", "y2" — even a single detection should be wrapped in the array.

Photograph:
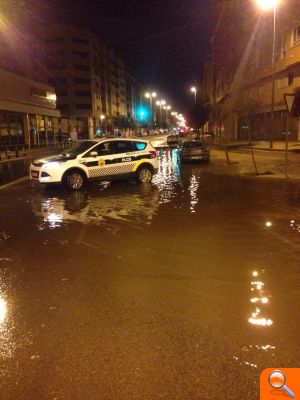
[{"x1": 30, "y1": 138, "x2": 158, "y2": 190}]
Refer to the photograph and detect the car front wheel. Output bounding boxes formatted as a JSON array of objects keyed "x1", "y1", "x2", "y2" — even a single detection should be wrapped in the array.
[
  {"x1": 136, "y1": 166, "x2": 153, "y2": 183},
  {"x1": 64, "y1": 170, "x2": 85, "y2": 190}
]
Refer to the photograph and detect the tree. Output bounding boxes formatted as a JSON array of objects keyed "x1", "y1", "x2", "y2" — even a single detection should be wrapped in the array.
[
  {"x1": 233, "y1": 97, "x2": 262, "y2": 144},
  {"x1": 187, "y1": 98, "x2": 211, "y2": 130}
]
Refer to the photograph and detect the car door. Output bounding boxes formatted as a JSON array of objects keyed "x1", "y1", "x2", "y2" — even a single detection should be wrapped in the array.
[
  {"x1": 80, "y1": 141, "x2": 116, "y2": 179},
  {"x1": 111, "y1": 140, "x2": 136, "y2": 175}
]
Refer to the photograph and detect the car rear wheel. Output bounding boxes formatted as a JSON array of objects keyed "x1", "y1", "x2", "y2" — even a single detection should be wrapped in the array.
[
  {"x1": 64, "y1": 170, "x2": 85, "y2": 190},
  {"x1": 136, "y1": 166, "x2": 153, "y2": 183}
]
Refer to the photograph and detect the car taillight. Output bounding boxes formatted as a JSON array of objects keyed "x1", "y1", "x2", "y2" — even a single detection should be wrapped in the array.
[{"x1": 150, "y1": 150, "x2": 157, "y2": 157}]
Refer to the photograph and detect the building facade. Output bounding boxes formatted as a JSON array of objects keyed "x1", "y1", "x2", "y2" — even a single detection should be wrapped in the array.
[
  {"x1": 211, "y1": 0, "x2": 300, "y2": 141},
  {"x1": 0, "y1": 68, "x2": 60, "y2": 149},
  {"x1": 126, "y1": 72, "x2": 142, "y2": 121},
  {"x1": 42, "y1": 25, "x2": 136, "y2": 138}
]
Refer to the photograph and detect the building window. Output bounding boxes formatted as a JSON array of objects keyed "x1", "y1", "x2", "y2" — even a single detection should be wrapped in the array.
[
  {"x1": 31, "y1": 87, "x2": 47, "y2": 98},
  {"x1": 75, "y1": 104, "x2": 91, "y2": 110},
  {"x1": 71, "y1": 37, "x2": 88, "y2": 45},
  {"x1": 57, "y1": 91, "x2": 68, "y2": 96},
  {"x1": 45, "y1": 37, "x2": 65, "y2": 43},
  {"x1": 74, "y1": 78, "x2": 90, "y2": 84},
  {"x1": 47, "y1": 64, "x2": 66, "y2": 70},
  {"x1": 72, "y1": 51, "x2": 89, "y2": 58},
  {"x1": 281, "y1": 35, "x2": 287, "y2": 59},
  {"x1": 277, "y1": 77, "x2": 289, "y2": 89},
  {"x1": 75, "y1": 91, "x2": 90, "y2": 97},
  {"x1": 74, "y1": 64, "x2": 89, "y2": 71},
  {"x1": 49, "y1": 78, "x2": 66, "y2": 84},
  {"x1": 292, "y1": 26, "x2": 300, "y2": 44}
]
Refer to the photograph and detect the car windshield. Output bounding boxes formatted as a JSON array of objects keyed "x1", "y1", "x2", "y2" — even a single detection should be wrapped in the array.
[
  {"x1": 183, "y1": 141, "x2": 203, "y2": 148},
  {"x1": 61, "y1": 141, "x2": 97, "y2": 156}
]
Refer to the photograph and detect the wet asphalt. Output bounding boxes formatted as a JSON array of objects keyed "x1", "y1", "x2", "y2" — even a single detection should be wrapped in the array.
[{"x1": 0, "y1": 148, "x2": 300, "y2": 399}]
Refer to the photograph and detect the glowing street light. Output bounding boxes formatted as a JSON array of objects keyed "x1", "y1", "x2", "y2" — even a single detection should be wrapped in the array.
[
  {"x1": 100, "y1": 114, "x2": 106, "y2": 134},
  {"x1": 255, "y1": 0, "x2": 280, "y2": 10},
  {"x1": 190, "y1": 86, "x2": 197, "y2": 103},
  {"x1": 255, "y1": 0, "x2": 281, "y2": 148}
]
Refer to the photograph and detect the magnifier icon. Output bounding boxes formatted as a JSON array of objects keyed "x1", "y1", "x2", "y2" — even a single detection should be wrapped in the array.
[{"x1": 268, "y1": 370, "x2": 295, "y2": 398}]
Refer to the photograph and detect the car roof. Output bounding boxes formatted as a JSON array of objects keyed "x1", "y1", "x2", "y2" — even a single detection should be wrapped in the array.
[
  {"x1": 183, "y1": 140, "x2": 204, "y2": 145},
  {"x1": 78, "y1": 138, "x2": 149, "y2": 143}
]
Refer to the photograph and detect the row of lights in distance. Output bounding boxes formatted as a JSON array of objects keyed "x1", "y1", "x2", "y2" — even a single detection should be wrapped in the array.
[{"x1": 145, "y1": 91, "x2": 184, "y2": 118}]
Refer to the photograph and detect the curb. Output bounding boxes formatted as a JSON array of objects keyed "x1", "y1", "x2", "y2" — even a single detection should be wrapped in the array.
[{"x1": 0, "y1": 176, "x2": 29, "y2": 190}]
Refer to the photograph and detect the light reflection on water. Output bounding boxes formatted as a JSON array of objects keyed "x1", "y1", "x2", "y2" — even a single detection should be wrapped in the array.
[
  {"x1": 0, "y1": 297, "x2": 7, "y2": 323},
  {"x1": 248, "y1": 270, "x2": 273, "y2": 327},
  {"x1": 189, "y1": 175, "x2": 199, "y2": 213},
  {"x1": 153, "y1": 148, "x2": 181, "y2": 204},
  {"x1": 33, "y1": 185, "x2": 160, "y2": 228},
  {"x1": 0, "y1": 295, "x2": 16, "y2": 360}
]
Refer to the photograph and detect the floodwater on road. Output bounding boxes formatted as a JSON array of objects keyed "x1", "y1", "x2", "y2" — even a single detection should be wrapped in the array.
[{"x1": 0, "y1": 148, "x2": 300, "y2": 399}]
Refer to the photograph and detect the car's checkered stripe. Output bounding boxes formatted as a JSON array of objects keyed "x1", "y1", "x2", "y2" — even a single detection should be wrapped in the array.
[{"x1": 88, "y1": 163, "x2": 136, "y2": 178}]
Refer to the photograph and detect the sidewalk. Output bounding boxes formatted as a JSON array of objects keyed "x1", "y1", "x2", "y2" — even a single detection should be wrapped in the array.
[
  {"x1": 0, "y1": 145, "x2": 62, "y2": 164},
  {"x1": 209, "y1": 148, "x2": 300, "y2": 182},
  {"x1": 214, "y1": 140, "x2": 300, "y2": 152}
]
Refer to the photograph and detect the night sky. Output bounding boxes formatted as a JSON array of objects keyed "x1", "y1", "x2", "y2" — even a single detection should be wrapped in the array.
[
  {"x1": 90, "y1": 0, "x2": 212, "y2": 110},
  {"x1": 89, "y1": 0, "x2": 212, "y2": 111}
]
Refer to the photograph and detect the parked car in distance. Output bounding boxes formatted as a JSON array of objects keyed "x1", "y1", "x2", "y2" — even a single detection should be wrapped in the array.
[
  {"x1": 167, "y1": 135, "x2": 180, "y2": 146},
  {"x1": 179, "y1": 140, "x2": 210, "y2": 162}
]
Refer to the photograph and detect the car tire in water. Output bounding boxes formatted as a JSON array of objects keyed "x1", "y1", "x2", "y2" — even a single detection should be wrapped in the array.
[
  {"x1": 136, "y1": 165, "x2": 153, "y2": 183},
  {"x1": 64, "y1": 170, "x2": 85, "y2": 191}
]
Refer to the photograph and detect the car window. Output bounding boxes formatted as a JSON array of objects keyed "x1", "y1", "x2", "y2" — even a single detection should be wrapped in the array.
[
  {"x1": 85, "y1": 142, "x2": 114, "y2": 157},
  {"x1": 133, "y1": 142, "x2": 147, "y2": 151},
  {"x1": 183, "y1": 141, "x2": 203, "y2": 148},
  {"x1": 62, "y1": 141, "x2": 97, "y2": 156},
  {"x1": 113, "y1": 141, "x2": 133, "y2": 154}
]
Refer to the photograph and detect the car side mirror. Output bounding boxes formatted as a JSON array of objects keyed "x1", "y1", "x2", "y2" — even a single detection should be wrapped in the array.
[{"x1": 90, "y1": 151, "x2": 98, "y2": 157}]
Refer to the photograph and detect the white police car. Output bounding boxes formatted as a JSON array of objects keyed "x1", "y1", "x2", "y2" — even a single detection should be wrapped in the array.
[{"x1": 30, "y1": 138, "x2": 158, "y2": 190}]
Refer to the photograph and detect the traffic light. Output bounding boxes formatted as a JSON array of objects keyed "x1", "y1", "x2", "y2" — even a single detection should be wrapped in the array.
[{"x1": 137, "y1": 106, "x2": 150, "y2": 121}]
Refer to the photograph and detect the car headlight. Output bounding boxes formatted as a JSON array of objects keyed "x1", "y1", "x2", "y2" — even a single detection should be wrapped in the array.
[{"x1": 43, "y1": 161, "x2": 64, "y2": 169}]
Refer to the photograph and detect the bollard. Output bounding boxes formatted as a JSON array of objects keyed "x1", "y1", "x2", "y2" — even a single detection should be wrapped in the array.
[
  {"x1": 6, "y1": 149, "x2": 11, "y2": 159},
  {"x1": 22, "y1": 147, "x2": 26, "y2": 157},
  {"x1": 15, "y1": 148, "x2": 19, "y2": 158}
]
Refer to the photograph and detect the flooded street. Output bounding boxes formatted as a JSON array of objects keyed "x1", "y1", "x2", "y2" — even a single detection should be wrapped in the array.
[{"x1": 1, "y1": 148, "x2": 300, "y2": 399}]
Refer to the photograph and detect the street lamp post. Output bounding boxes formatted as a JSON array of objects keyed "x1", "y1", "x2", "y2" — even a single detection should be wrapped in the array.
[
  {"x1": 163, "y1": 105, "x2": 171, "y2": 127},
  {"x1": 100, "y1": 115, "x2": 105, "y2": 136},
  {"x1": 156, "y1": 99, "x2": 166, "y2": 128},
  {"x1": 256, "y1": 0, "x2": 280, "y2": 149},
  {"x1": 190, "y1": 87, "x2": 197, "y2": 104},
  {"x1": 145, "y1": 92, "x2": 157, "y2": 126}
]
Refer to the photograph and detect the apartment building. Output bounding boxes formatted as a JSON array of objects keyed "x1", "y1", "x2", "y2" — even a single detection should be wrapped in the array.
[
  {"x1": 42, "y1": 25, "x2": 131, "y2": 138},
  {"x1": 211, "y1": 0, "x2": 300, "y2": 141},
  {"x1": 126, "y1": 72, "x2": 142, "y2": 121}
]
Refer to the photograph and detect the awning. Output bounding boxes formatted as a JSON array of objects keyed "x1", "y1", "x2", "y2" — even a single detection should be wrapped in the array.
[{"x1": 0, "y1": 98, "x2": 60, "y2": 118}]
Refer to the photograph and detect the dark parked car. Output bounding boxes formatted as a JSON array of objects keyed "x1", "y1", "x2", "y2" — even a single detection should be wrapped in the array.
[
  {"x1": 179, "y1": 140, "x2": 210, "y2": 162},
  {"x1": 167, "y1": 135, "x2": 180, "y2": 146}
]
